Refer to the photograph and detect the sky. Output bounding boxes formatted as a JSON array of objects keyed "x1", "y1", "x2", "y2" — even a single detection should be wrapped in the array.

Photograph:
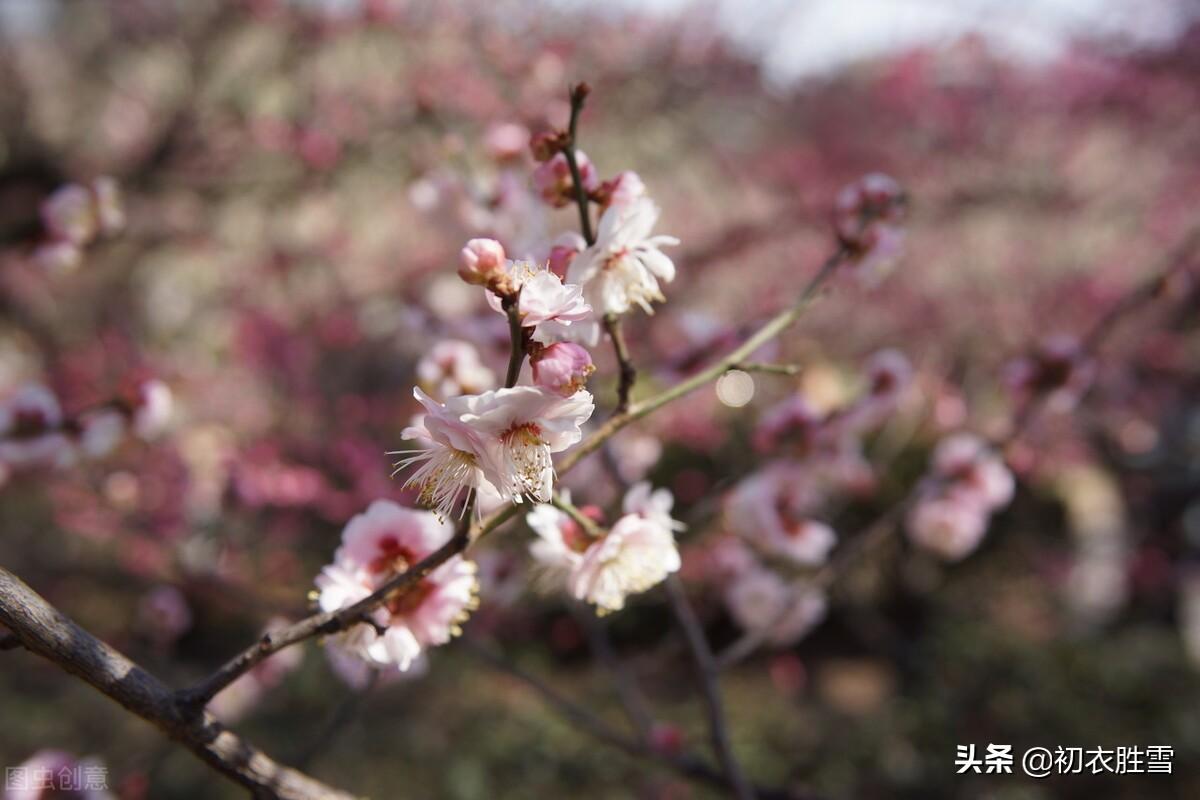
[{"x1": 2, "y1": 0, "x2": 1197, "y2": 85}]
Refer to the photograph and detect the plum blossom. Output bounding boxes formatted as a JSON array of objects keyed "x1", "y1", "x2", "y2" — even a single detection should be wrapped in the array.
[
  {"x1": 906, "y1": 496, "x2": 989, "y2": 561},
  {"x1": 130, "y1": 379, "x2": 173, "y2": 439},
  {"x1": 622, "y1": 480, "x2": 686, "y2": 533},
  {"x1": 570, "y1": 511, "x2": 681, "y2": 613},
  {"x1": 0, "y1": 384, "x2": 76, "y2": 470},
  {"x1": 547, "y1": 231, "x2": 586, "y2": 279},
  {"x1": 525, "y1": 491, "x2": 600, "y2": 579},
  {"x1": 41, "y1": 183, "x2": 98, "y2": 245},
  {"x1": 567, "y1": 197, "x2": 679, "y2": 316},
  {"x1": 417, "y1": 340, "x2": 496, "y2": 399},
  {"x1": 906, "y1": 432, "x2": 1015, "y2": 561},
  {"x1": 531, "y1": 342, "x2": 594, "y2": 397},
  {"x1": 724, "y1": 567, "x2": 828, "y2": 646},
  {"x1": 532, "y1": 150, "x2": 598, "y2": 207},
  {"x1": 315, "y1": 500, "x2": 478, "y2": 672},
  {"x1": 395, "y1": 386, "x2": 594, "y2": 517},
  {"x1": 485, "y1": 260, "x2": 592, "y2": 344},
  {"x1": 725, "y1": 461, "x2": 837, "y2": 566}
]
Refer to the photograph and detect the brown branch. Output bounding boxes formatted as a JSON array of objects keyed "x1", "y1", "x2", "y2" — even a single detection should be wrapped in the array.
[
  {"x1": 563, "y1": 83, "x2": 595, "y2": 246},
  {"x1": 605, "y1": 313, "x2": 637, "y2": 413},
  {"x1": 503, "y1": 291, "x2": 526, "y2": 388},
  {"x1": 664, "y1": 575, "x2": 755, "y2": 800},
  {"x1": 0, "y1": 567, "x2": 356, "y2": 800}
]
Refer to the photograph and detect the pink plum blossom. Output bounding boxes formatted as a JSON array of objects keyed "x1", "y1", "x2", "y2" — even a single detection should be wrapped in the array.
[
  {"x1": 725, "y1": 461, "x2": 837, "y2": 566},
  {"x1": 315, "y1": 500, "x2": 478, "y2": 672},
  {"x1": 906, "y1": 495, "x2": 989, "y2": 561},
  {"x1": 531, "y1": 342, "x2": 595, "y2": 397},
  {"x1": 458, "y1": 238, "x2": 507, "y2": 286}
]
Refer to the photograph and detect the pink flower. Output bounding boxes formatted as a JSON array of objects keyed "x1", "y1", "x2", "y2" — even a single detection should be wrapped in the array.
[
  {"x1": 458, "y1": 238, "x2": 507, "y2": 286},
  {"x1": 906, "y1": 495, "x2": 989, "y2": 561},
  {"x1": 396, "y1": 386, "x2": 594, "y2": 515},
  {"x1": 417, "y1": 340, "x2": 496, "y2": 399},
  {"x1": 725, "y1": 461, "x2": 837, "y2": 566},
  {"x1": 485, "y1": 261, "x2": 592, "y2": 343},
  {"x1": 531, "y1": 342, "x2": 595, "y2": 397},
  {"x1": 525, "y1": 492, "x2": 598, "y2": 579},
  {"x1": 753, "y1": 393, "x2": 824, "y2": 453},
  {"x1": 570, "y1": 511, "x2": 681, "y2": 612},
  {"x1": 532, "y1": 150, "x2": 598, "y2": 208},
  {"x1": 622, "y1": 480, "x2": 686, "y2": 533},
  {"x1": 0, "y1": 384, "x2": 76, "y2": 471},
  {"x1": 78, "y1": 408, "x2": 126, "y2": 459},
  {"x1": 568, "y1": 197, "x2": 679, "y2": 316},
  {"x1": 839, "y1": 348, "x2": 914, "y2": 433},
  {"x1": 931, "y1": 433, "x2": 1014, "y2": 512},
  {"x1": 724, "y1": 567, "x2": 827, "y2": 646},
  {"x1": 315, "y1": 500, "x2": 479, "y2": 671}
]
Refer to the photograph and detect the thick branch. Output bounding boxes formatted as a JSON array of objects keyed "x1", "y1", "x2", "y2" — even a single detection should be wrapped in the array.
[{"x1": 0, "y1": 568, "x2": 356, "y2": 800}]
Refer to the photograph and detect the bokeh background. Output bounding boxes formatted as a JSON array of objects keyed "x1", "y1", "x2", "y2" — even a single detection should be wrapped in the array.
[{"x1": 2, "y1": 1, "x2": 1200, "y2": 798}]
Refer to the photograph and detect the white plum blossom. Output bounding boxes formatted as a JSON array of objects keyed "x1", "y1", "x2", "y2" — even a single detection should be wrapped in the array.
[
  {"x1": 570, "y1": 512, "x2": 681, "y2": 613},
  {"x1": 724, "y1": 567, "x2": 827, "y2": 646},
  {"x1": 567, "y1": 197, "x2": 680, "y2": 316},
  {"x1": 906, "y1": 496, "x2": 989, "y2": 561},
  {"x1": 395, "y1": 386, "x2": 594, "y2": 518},
  {"x1": 315, "y1": 500, "x2": 478, "y2": 672},
  {"x1": 417, "y1": 340, "x2": 496, "y2": 399},
  {"x1": 622, "y1": 480, "x2": 686, "y2": 533},
  {"x1": 525, "y1": 491, "x2": 594, "y2": 580},
  {"x1": 0, "y1": 384, "x2": 76, "y2": 470},
  {"x1": 131, "y1": 379, "x2": 173, "y2": 439},
  {"x1": 725, "y1": 461, "x2": 837, "y2": 566}
]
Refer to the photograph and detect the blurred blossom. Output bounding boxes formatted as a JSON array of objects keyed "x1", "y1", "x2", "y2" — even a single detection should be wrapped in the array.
[
  {"x1": 833, "y1": 173, "x2": 906, "y2": 287},
  {"x1": 905, "y1": 495, "x2": 988, "y2": 562},
  {"x1": 130, "y1": 379, "x2": 173, "y2": 440},
  {"x1": 532, "y1": 150, "x2": 598, "y2": 208},
  {"x1": 417, "y1": 340, "x2": 497, "y2": 399},
  {"x1": 78, "y1": 409, "x2": 126, "y2": 460},
  {"x1": 483, "y1": 121, "x2": 530, "y2": 163},
  {"x1": 725, "y1": 461, "x2": 837, "y2": 566},
  {"x1": 724, "y1": 567, "x2": 827, "y2": 646},
  {"x1": 137, "y1": 585, "x2": 193, "y2": 645},
  {"x1": 40, "y1": 183, "x2": 97, "y2": 246},
  {"x1": 596, "y1": 170, "x2": 647, "y2": 212}
]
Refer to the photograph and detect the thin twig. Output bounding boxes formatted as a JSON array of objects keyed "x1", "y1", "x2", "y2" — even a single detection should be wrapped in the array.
[
  {"x1": 563, "y1": 83, "x2": 595, "y2": 246},
  {"x1": 605, "y1": 313, "x2": 638, "y2": 413},
  {"x1": 664, "y1": 576, "x2": 756, "y2": 800},
  {"x1": 732, "y1": 362, "x2": 801, "y2": 376}
]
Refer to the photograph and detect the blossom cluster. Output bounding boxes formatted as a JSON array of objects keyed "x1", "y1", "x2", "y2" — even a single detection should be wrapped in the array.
[
  {"x1": 317, "y1": 121, "x2": 685, "y2": 672},
  {"x1": 32, "y1": 178, "x2": 125, "y2": 275}
]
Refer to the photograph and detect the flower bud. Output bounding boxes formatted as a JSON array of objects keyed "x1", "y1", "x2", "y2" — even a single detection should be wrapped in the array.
[
  {"x1": 529, "y1": 130, "x2": 562, "y2": 162},
  {"x1": 531, "y1": 342, "x2": 595, "y2": 397},
  {"x1": 457, "y1": 238, "x2": 507, "y2": 286}
]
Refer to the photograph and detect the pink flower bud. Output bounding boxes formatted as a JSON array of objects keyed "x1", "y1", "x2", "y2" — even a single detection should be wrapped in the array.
[
  {"x1": 532, "y1": 150, "x2": 597, "y2": 208},
  {"x1": 529, "y1": 130, "x2": 561, "y2": 162},
  {"x1": 458, "y1": 238, "x2": 507, "y2": 285},
  {"x1": 531, "y1": 342, "x2": 595, "y2": 396}
]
